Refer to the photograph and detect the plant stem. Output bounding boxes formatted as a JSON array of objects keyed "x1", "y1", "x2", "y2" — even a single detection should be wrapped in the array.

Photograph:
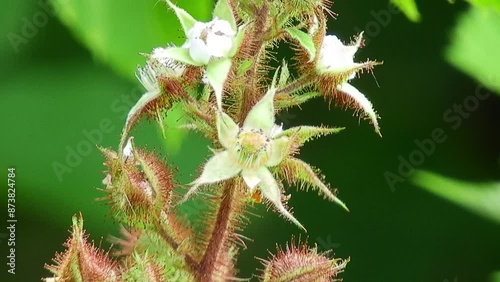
[
  {"x1": 198, "y1": 181, "x2": 238, "y2": 281},
  {"x1": 153, "y1": 217, "x2": 199, "y2": 274},
  {"x1": 276, "y1": 73, "x2": 315, "y2": 97},
  {"x1": 240, "y1": 4, "x2": 269, "y2": 121}
]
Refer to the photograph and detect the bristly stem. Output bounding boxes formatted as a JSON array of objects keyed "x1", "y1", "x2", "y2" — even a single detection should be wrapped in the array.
[
  {"x1": 153, "y1": 220, "x2": 199, "y2": 274},
  {"x1": 198, "y1": 181, "x2": 238, "y2": 281},
  {"x1": 276, "y1": 73, "x2": 315, "y2": 97},
  {"x1": 241, "y1": 4, "x2": 270, "y2": 121}
]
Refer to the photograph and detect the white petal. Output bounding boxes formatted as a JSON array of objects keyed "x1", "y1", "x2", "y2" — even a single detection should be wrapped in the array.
[
  {"x1": 337, "y1": 82, "x2": 380, "y2": 135},
  {"x1": 123, "y1": 137, "x2": 134, "y2": 158},
  {"x1": 191, "y1": 151, "x2": 240, "y2": 186},
  {"x1": 269, "y1": 124, "x2": 283, "y2": 138},
  {"x1": 241, "y1": 169, "x2": 261, "y2": 190},
  {"x1": 151, "y1": 47, "x2": 169, "y2": 59},
  {"x1": 211, "y1": 18, "x2": 236, "y2": 36},
  {"x1": 217, "y1": 111, "x2": 239, "y2": 149},
  {"x1": 317, "y1": 35, "x2": 359, "y2": 74},
  {"x1": 188, "y1": 38, "x2": 211, "y2": 65},
  {"x1": 243, "y1": 87, "x2": 276, "y2": 134},
  {"x1": 266, "y1": 136, "x2": 289, "y2": 167},
  {"x1": 184, "y1": 151, "x2": 241, "y2": 201},
  {"x1": 256, "y1": 167, "x2": 306, "y2": 231},
  {"x1": 206, "y1": 33, "x2": 233, "y2": 57},
  {"x1": 187, "y1": 21, "x2": 207, "y2": 39}
]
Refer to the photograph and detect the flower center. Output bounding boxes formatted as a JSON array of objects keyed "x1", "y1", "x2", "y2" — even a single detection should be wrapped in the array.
[
  {"x1": 233, "y1": 129, "x2": 270, "y2": 169},
  {"x1": 200, "y1": 28, "x2": 209, "y2": 42}
]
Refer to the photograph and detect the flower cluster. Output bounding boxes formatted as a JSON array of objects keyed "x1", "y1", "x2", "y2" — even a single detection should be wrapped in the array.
[{"x1": 45, "y1": 0, "x2": 381, "y2": 281}]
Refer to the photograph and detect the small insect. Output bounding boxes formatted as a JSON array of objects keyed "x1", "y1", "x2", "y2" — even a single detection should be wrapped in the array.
[{"x1": 248, "y1": 189, "x2": 262, "y2": 204}]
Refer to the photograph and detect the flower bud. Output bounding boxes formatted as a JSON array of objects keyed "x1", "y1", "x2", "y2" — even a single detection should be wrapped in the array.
[
  {"x1": 260, "y1": 239, "x2": 348, "y2": 282},
  {"x1": 44, "y1": 215, "x2": 119, "y2": 282}
]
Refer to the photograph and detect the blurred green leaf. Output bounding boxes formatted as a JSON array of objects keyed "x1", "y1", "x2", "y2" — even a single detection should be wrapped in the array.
[
  {"x1": 414, "y1": 170, "x2": 500, "y2": 224},
  {"x1": 51, "y1": 0, "x2": 213, "y2": 79},
  {"x1": 491, "y1": 271, "x2": 500, "y2": 282},
  {"x1": 391, "y1": 0, "x2": 421, "y2": 22},
  {"x1": 467, "y1": 0, "x2": 500, "y2": 13},
  {"x1": 0, "y1": 62, "x2": 130, "y2": 233},
  {"x1": 50, "y1": 0, "x2": 213, "y2": 152},
  {"x1": 446, "y1": 7, "x2": 500, "y2": 95},
  {"x1": 0, "y1": 1, "x2": 35, "y2": 58}
]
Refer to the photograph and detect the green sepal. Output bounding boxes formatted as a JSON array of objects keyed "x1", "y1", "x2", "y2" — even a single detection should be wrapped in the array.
[
  {"x1": 277, "y1": 157, "x2": 349, "y2": 212},
  {"x1": 278, "y1": 60, "x2": 290, "y2": 88},
  {"x1": 285, "y1": 27, "x2": 316, "y2": 62},
  {"x1": 166, "y1": 0, "x2": 198, "y2": 35},
  {"x1": 277, "y1": 126, "x2": 345, "y2": 145},
  {"x1": 213, "y1": 0, "x2": 237, "y2": 31},
  {"x1": 275, "y1": 91, "x2": 321, "y2": 110},
  {"x1": 159, "y1": 47, "x2": 204, "y2": 67},
  {"x1": 206, "y1": 58, "x2": 233, "y2": 109}
]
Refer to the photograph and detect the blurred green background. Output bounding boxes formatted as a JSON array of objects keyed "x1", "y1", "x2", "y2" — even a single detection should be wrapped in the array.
[{"x1": 1, "y1": 0, "x2": 499, "y2": 281}]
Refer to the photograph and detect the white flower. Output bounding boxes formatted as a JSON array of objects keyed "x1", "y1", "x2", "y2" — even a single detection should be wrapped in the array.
[
  {"x1": 161, "y1": 1, "x2": 243, "y2": 108},
  {"x1": 183, "y1": 85, "x2": 305, "y2": 230},
  {"x1": 150, "y1": 47, "x2": 186, "y2": 77},
  {"x1": 183, "y1": 18, "x2": 236, "y2": 65},
  {"x1": 136, "y1": 63, "x2": 160, "y2": 95},
  {"x1": 317, "y1": 34, "x2": 360, "y2": 78},
  {"x1": 316, "y1": 32, "x2": 381, "y2": 136},
  {"x1": 124, "y1": 64, "x2": 161, "y2": 129},
  {"x1": 119, "y1": 59, "x2": 185, "y2": 152}
]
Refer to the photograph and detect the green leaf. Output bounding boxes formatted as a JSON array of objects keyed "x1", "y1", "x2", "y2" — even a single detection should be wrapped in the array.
[
  {"x1": 391, "y1": 0, "x2": 421, "y2": 22},
  {"x1": 446, "y1": 7, "x2": 500, "y2": 95},
  {"x1": 413, "y1": 171, "x2": 500, "y2": 224},
  {"x1": 0, "y1": 1, "x2": 32, "y2": 59},
  {"x1": 491, "y1": 271, "x2": 500, "y2": 282},
  {"x1": 213, "y1": 0, "x2": 237, "y2": 31},
  {"x1": 206, "y1": 58, "x2": 232, "y2": 108},
  {"x1": 467, "y1": 0, "x2": 500, "y2": 13},
  {"x1": 50, "y1": 0, "x2": 212, "y2": 79},
  {"x1": 285, "y1": 28, "x2": 316, "y2": 62}
]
